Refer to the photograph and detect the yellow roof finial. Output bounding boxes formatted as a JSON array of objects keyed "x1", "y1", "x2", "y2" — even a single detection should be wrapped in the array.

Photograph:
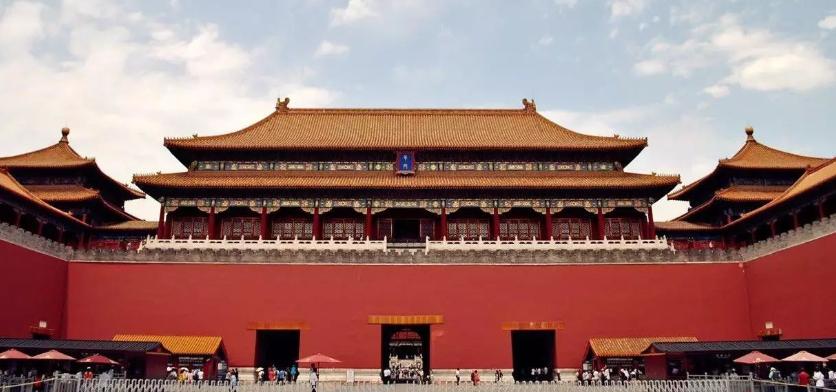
[
  {"x1": 745, "y1": 126, "x2": 754, "y2": 141},
  {"x1": 60, "y1": 127, "x2": 70, "y2": 143}
]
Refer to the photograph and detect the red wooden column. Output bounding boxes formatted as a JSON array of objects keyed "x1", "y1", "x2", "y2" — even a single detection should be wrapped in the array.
[
  {"x1": 791, "y1": 211, "x2": 799, "y2": 230},
  {"x1": 817, "y1": 200, "x2": 826, "y2": 220},
  {"x1": 544, "y1": 207, "x2": 553, "y2": 239},
  {"x1": 164, "y1": 217, "x2": 172, "y2": 239},
  {"x1": 365, "y1": 207, "x2": 373, "y2": 240},
  {"x1": 491, "y1": 207, "x2": 500, "y2": 240},
  {"x1": 769, "y1": 220, "x2": 777, "y2": 237},
  {"x1": 750, "y1": 229, "x2": 757, "y2": 244},
  {"x1": 57, "y1": 228, "x2": 64, "y2": 244},
  {"x1": 157, "y1": 204, "x2": 166, "y2": 238},
  {"x1": 646, "y1": 205, "x2": 656, "y2": 238},
  {"x1": 13, "y1": 210, "x2": 22, "y2": 227},
  {"x1": 36, "y1": 220, "x2": 44, "y2": 236},
  {"x1": 596, "y1": 207, "x2": 606, "y2": 240},
  {"x1": 440, "y1": 207, "x2": 448, "y2": 240},
  {"x1": 260, "y1": 207, "x2": 268, "y2": 239},
  {"x1": 207, "y1": 207, "x2": 216, "y2": 239},
  {"x1": 312, "y1": 207, "x2": 321, "y2": 239}
]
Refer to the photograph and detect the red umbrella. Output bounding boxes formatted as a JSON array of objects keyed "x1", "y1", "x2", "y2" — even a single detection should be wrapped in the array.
[
  {"x1": 296, "y1": 353, "x2": 341, "y2": 366},
  {"x1": 782, "y1": 351, "x2": 827, "y2": 363},
  {"x1": 0, "y1": 349, "x2": 31, "y2": 360},
  {"x1": 77, "y1": 354, "x2": 119, "y2": 365},
  {"x1": 734, "y1": 351, "x2": 780, "y2": 365},
  {"x1": 32, "y1": 350, "x2": 76, "y2": 361}
]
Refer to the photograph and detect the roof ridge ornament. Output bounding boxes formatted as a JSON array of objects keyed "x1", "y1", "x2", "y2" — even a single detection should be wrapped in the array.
[
  {"x1": 522, "y1": 98, "x2": 536, "y2": 112},
  {"x1": 60, "y1": 127, "x2": 70, "y2": 143},
  {"x1": 276, "y1": 97, "x2": 290, "y2": 112},
  {"x1": 745, "y1": 126, "x2": 755, "y2": 141}
]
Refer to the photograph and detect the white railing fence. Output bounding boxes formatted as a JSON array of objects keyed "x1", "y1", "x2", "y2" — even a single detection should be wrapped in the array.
[
  {"x1": 139, "y1": 236, "x2": 388, "y2": 253},
  {"x1": 424, "y1": 236, "x2": 671, "y2": 254},
  {"x1": 138, "y1": 235, "x2": 671, "y2": 254},
  {"x1": 1, "y1": 378, "x2": 792, "y2": 392}
]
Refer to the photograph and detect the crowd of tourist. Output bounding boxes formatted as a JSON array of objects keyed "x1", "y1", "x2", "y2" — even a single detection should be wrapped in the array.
[
  {"x1": 252, "y1": 364, "x2": 299, "y2": 384},
  {"x1": 576, "y1": 366, "x2": 642, "y2": 384}
]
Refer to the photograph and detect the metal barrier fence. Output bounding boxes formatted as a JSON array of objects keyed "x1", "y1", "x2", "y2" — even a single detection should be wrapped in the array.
[{"x1": 2, "y1": 378, "x2": 799, "y2": 392}]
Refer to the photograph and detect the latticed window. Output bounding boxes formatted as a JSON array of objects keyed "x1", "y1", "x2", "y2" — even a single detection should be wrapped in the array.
[
  {"x1": 419, "y1": 219, "x2": 435, "y2": 240},
  {"x1": 323, "y1": 218, "x2": 365, "y2": 239},
  {"x1": 605, "y1": 218, "x2": 643, "y2": 239},
  {"x1": 499, "y1": 219, "x2": 540, "y2": 240},
  {"x1": 447, "y1": 219, "x2": 489, "y2": 240},
  {"x1": 221, "y1": 217, "x2": 260, "y2": 239},
  {"x1": 171, "y1": 216, "x2": 207, "y2": 238},
  {"x1": 272, "y1": 218, "x2": 313, "y2": 240},
  {"x1": 553, "y1": 218, "x2": 592, "y2": 240}
]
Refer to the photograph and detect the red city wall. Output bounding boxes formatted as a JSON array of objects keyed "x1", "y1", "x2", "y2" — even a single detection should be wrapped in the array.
[
  {"x1": 65, "y1": 261, "x2": 753, "y2": 368},
  {"x1": 744, "y1": 233, "x2": 836, "y2": 339},
  {"x1": 0, "y1": 240, "x2": 67, "y2": 338}
]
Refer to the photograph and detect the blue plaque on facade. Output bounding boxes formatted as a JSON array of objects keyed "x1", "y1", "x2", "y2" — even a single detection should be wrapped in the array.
[{"x1": 396, "y1": 151, "x2": 415, "y2": 174}]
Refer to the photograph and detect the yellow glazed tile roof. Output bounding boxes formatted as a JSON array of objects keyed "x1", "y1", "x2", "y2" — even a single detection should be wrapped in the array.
[
  {"x1": 164, "y1": 99, "x2": 648, "y2": 152},
  {"x1": 589, "y1": 336, "x2": 698, "y2": 358},
  {"x1": 669, "y1": 128, "x2": 828, "y2": 201},
  {"x1": 113, "y1": 334, "x2": 222, "y2": 356}
]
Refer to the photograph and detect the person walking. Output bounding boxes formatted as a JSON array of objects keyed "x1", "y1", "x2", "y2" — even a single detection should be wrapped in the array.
[
  {"x1": 455, "y1": 368, "x2": 461, "y2": 385},
  {"x1": 290, "y1": 364, "x2": 298, "y2": 383},
  {"x1": 382, "y1": 367, "x2": 391, "y2": 384},
  {"x1": 309, "y1": 366, "x2": 318, "y2": 392}
]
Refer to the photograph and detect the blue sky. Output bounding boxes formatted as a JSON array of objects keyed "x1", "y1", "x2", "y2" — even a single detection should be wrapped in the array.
[{"x1": 0, "y1": 0, "x2": 834, "y2": 220}]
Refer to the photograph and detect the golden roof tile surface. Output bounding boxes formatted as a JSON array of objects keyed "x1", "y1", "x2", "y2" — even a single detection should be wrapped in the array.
[
  {"x1": 589, "y1": 337, "x2": 698, "y2": 358},
  {"x1": 27, "y1": 185, "x2": 101, "y2": 202},
  {"x1": 669, "y1": 128, "x2": 828, "y2": 201},
  {"x1": 654, "y1": 221, "x2": 717, "y2": 231},
  {"x1": 667, "y1": 185, "x2": 786, "y2": 223},
  {"x1": 735, "y1": 159, "x2": 836, "y2": 225},
  {"x1": 0, "y1": 169, "x2": 87, "y2": 226},
  {"x1": 96, "y1": 221, "x2": 158, "y2": 231},
  {"x1": 133, "y1": 170, "x2": 680, "y2": 191},
  {"x1": 0, "y1": 129, "x2": 93, "y2": 168},
  {"x1": 164, "y1": 99, "x2": 647, "y2": 152},
  {"x1": 0, "y1": 128, "x2": 145, "y2": 200},
  {"x1": 113, "y1": 335, "x2": 222, "y2": 356}
]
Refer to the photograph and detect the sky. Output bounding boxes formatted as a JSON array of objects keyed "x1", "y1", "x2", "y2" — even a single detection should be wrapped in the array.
[{"x1": 0, "y1": 0, "x2": 834, "y2": 221}]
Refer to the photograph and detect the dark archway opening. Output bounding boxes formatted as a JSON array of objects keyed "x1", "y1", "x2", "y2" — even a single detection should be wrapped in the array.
[
  {"x1": 254, "y1": 330, "x2": 300, "y2": 371},
  {"x1": 511, "y1": 330, "x2": 555, "y2": 382},
  {"x1": 380, "y1": 325, "x2": 430, "y2": 383}
]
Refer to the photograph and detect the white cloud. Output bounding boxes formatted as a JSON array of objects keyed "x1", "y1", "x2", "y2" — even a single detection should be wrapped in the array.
[
  {"x1": 634, "y1": 15, "x2": 836, "y2": 92},
  {"x1": 0, "y1": 1, "x2": 46, "y2": 53},
  {"x1": 818, "y1": 14, "x2": 836, "y2": 30},
  {"x1": 633, "y1": 59, "x2": 666, "y2": 75},
  {"x1": 330, "y1": 0, "x2": 378, "y2": 26},
  {"x1": 315, "y1": 40, "x2": 350, "y2": 57},
  {"x1": 703, "y1": 84, "x2": 730, "y2": 98},
  {"x1": 610, "y1": 0, "x2": 649, "y2": 19},
  {"x1": 541, "y1": 103, "x2": 728, "y2": 221},
  {"x1": 537, "y1": 35, "x2": 554, "y2": 46},
  {"x1": 0, "y1": 1, "x2": 338, "y2": 220}
]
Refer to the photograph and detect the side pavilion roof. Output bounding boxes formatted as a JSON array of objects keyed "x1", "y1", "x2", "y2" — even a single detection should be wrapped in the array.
[{"x1": 669, "y1": 127, "x2": 828, "y2": 201}]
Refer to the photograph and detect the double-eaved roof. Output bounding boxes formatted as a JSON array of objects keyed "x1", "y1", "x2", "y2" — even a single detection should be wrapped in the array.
[
  {"x1": 0, "y1": 128, "x2": 145, "y2": 201},
  {"x1": 136, "y1": 99, "x2": 677, "y2": 199},
  {"x1": 669, "y1": 127, "x2": 827, "y2": 202}
]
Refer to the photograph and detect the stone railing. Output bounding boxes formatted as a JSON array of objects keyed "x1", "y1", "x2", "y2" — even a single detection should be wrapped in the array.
[
  {"x1": 140, "y1": 235, "x2": 388, "y2": 253},
  {"x1": 739, "y1": 213, "x2": 835, "y2": 261},
  {"x1": 425, "y1": 236, "x2": 671, "y2": 253},
  {"x1": 3, "y1": 215, "x2": 833, "y2": 265},
  {"x1": 0, "y1": 222, "x2": 73, "y2": 260}
]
